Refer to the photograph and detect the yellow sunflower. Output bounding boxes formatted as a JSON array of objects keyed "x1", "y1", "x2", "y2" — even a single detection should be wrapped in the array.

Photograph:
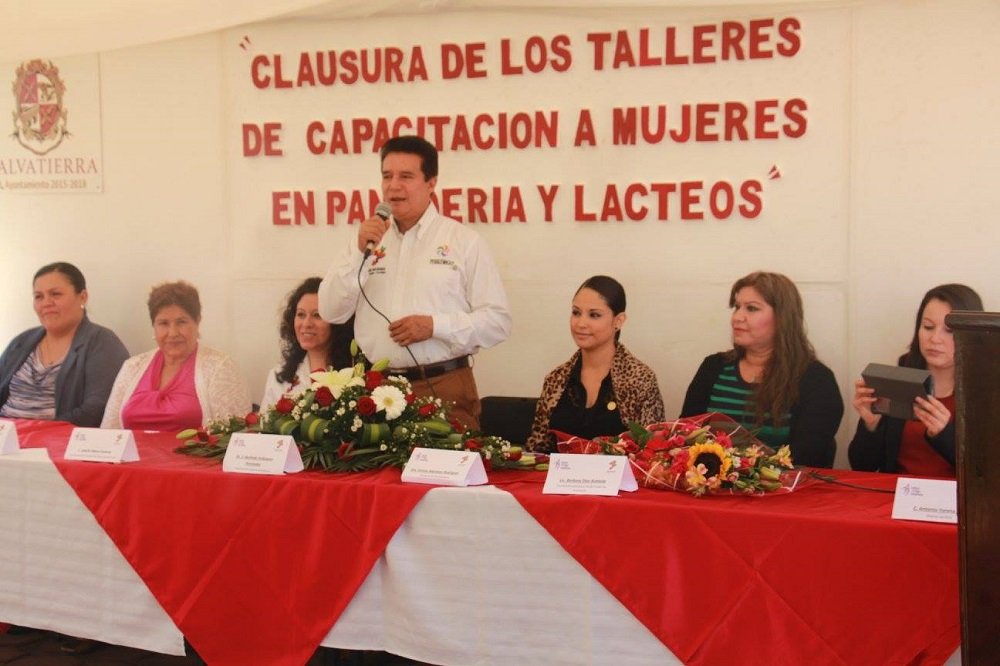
[{"x1": 686, "y1": 442, "x2": 732, "y2": 479}]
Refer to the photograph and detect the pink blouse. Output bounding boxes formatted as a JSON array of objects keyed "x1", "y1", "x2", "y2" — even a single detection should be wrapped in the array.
[{"x1": 120, "y1": 349, "x2": 202, "y2": 431}]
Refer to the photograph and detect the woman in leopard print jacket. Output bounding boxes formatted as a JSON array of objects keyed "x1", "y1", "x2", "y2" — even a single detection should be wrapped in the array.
[{"x1": 526, "y1": 276, "x2": 664, "y2": 452}]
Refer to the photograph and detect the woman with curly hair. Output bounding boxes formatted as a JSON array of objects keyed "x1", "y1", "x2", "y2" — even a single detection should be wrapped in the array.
[
  {"x1": 261, "y1": 277, "x2": 354, "y2": 410},
  {"x1": 680, "y1": 271, "x2": 843, "y2": 468}
]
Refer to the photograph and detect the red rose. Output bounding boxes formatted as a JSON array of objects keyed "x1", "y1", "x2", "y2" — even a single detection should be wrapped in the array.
[
  {"x1": 275, "y1": 397, "x2": 295, "y2": 414},
  {"x1": 534, "y1": 454, "x2": 549, "y2": 464},
  {"x1": 196, "y1": 430, "x2": 210, "y2": 443},
  {"x1": 357, "y1": 396, "x2": 376, "y2": 417},
  {"x1": 337, "y1": 442, "x2": 352, "y2": 458},
  {"x1": 364, "y1": 371, "x2": 383, "y2": 391},
  {"x1": 449, "y1": 417, "x2": 467, "y2": 434},
  {"x1": 405, "y1": 393, "x2": 416, "y2": 404},
  {"x1": 314, "y1": 386, "x2": 334, "y2": 407},
  {"x1": 507, "y1": 449, "x2": 522, "y2": 462},
  {"x1": 670, "y1": 449, "x2": 690, "y2": 474},
  {"x1": 464, "y1": 439, "x2": 481, "y2": 451},
  {"x1": 207, "y1": 434, "x2": 220, "y2": 445},
  {"x1": 667, "y1": 434, "x2": 686, "y2": 449},
  {"x1": 646, "y1": 436, "x2": 671, "y2": 454},
  {"x1": 244, "y1": 412, "x2": 259, "y2": 426},
  {"x1": 418, "y1": 403, "x2": 436, "y2": 417},
  {"x1": 715, "y1": 431, "x2": 733, "y2": 449}
]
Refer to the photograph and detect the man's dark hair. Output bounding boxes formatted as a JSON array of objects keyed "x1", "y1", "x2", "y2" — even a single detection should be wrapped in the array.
[{"x1": 379, "y1": 135, "x2": 438, "y2": 180}]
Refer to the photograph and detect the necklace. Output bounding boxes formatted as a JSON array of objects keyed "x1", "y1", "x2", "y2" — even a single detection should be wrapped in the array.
[{"x1": 39, "y1": 337, "x2": 68, "y2": 367}]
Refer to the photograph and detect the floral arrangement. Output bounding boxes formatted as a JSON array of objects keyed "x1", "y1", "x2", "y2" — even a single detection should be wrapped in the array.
[
  {"x1": 556, "y1": 413, "x2": 803, "y2": 497},
  {"x1": 176, "y1": 351, "x2": 526, "y2": 472}
]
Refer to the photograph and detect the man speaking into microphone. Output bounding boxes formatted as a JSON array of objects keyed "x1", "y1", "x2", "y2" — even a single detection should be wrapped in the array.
[{"x1": 319, "y1": 135, "x2": 511, "y2": 431}]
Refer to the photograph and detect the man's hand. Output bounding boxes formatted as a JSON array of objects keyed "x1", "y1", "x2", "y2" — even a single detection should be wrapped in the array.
[
  {"x1": 357, "y1": 214, "x2": 391, "y2": 253},
  {"x1": 389, "y1": 315, "x2": 433, "y2": 347}
]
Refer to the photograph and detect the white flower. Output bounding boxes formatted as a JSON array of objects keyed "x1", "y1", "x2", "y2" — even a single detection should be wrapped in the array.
[
  {"x1": 309, "y1": 368, "x2": 363, "y2": 399},
  {"x1": 352, "y1": 417, "x2": 363, "y2": 430},
  {"x1": 380, "y1": 444, "x2": 387, "y2": 451},
  {"x1": 371, "y1": 385, "x2": 406, "y2": 420},
  {"x1": 336, "y1": 407, "x2": 346, "y2": 416}
]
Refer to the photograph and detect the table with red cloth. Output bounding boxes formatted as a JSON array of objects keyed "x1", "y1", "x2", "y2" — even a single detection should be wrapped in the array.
[{"x1": 0, "y1": 419, "x2": 959, "y2": 665}]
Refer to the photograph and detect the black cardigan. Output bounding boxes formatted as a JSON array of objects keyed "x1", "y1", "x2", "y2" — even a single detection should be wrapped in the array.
[
  {"x1": 847, "y1": 415, "x2": 955, "y2": 473},
  {"x1": 680, "y1": 352, "x2": 844, "y2": 468}
]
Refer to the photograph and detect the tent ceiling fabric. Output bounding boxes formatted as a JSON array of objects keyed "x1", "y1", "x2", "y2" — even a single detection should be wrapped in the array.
[
  {"x1": 0, "y1": 0, "x2": 847, "y2": 63},
  {"x1": 0, "y1": 0, "x2": 327, "y2": 62}
]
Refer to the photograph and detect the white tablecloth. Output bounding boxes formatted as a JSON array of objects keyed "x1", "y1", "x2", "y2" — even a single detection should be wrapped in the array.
[{"x1": 0, "y1": 449, "x2": 680, "y2": 665}]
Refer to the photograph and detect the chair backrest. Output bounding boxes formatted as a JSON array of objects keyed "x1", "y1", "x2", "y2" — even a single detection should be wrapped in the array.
[{"x1": 479, "y1": 396, "x2": 538, "y2": 445}]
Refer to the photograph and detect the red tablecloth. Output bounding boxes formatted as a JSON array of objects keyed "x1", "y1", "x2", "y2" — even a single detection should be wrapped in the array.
[
  {"x1": 494, "y1": 471, "x2": 959, "y2": 665},
  {"x1": 17, "y1": 420, "x2": 433, "y2": 666},
  {"x1": 14, "y1": 420, "x2": 960, "y2": 665}
]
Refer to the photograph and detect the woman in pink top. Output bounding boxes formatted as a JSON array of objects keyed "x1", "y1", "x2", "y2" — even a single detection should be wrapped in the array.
[{"x1": 102, "y1": 281, "x2": 251, "y2": 431}]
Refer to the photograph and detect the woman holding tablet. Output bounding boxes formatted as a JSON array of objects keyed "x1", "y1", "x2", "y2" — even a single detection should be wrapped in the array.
[{"x1": 848, "y1": 284, "x2": 983, "y2": 475}]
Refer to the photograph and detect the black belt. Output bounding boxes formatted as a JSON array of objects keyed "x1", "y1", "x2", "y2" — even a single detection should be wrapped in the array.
[{"x1": 389, "y1": 356, "x2": 470, "y2": 381}]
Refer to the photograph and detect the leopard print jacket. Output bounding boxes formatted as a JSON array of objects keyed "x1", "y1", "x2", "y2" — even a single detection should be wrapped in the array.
[{"x1": 526, "y1": 343, "x2": 665, "y2": 452}]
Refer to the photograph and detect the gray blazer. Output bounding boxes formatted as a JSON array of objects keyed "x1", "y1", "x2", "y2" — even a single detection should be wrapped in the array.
[{"x1": 0, "y1": 316, "x2": 130, "y2": 426}]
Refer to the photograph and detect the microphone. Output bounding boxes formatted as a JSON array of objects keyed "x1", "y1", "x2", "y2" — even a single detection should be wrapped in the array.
[{"x1": 363, "y1": 202, "x2": 393, "y2": 258}]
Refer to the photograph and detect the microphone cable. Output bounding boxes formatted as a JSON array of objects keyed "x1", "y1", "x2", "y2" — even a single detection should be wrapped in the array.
[
  {"x1": 356, "y1": 254, "x2": 439, "y2": 401},
  {"x1": 807, "y1": 470, "x2": 895, "y2": 493}
]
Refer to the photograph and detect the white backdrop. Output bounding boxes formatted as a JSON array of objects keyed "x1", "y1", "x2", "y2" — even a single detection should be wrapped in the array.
[{"x1": 1, "y1": 0, "x2": 999, "y2": 469}]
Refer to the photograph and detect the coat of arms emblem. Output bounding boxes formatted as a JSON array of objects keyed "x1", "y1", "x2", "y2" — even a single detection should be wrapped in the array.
[{"x1": 11, "y1": 59, "x2": 68, "y2": 156}]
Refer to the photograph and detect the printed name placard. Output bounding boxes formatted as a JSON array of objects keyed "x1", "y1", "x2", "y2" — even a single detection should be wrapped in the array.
[
  {"x1": 64, "y1": 428, "x2": 139, "y2": 463},
  {"x1": 401, "y1": 447, "x2": 487, "y2": 486},
  {"x1": 543, "y1": 453, "x2": 638, "y2": 496},
  {"x1": 0, "y1": 419, "x2": 20, "y2": 455},
  {"x1": 222, "y1": 432, "x2": 304, "y2": 475},
  {"x1": 891, "y1": 477, "x2": 958, "y2": 524}
]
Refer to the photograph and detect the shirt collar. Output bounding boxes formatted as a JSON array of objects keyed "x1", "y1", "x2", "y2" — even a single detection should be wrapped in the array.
[{"x1": 395, "y1": 203, "x2": 438, "y2": 240}]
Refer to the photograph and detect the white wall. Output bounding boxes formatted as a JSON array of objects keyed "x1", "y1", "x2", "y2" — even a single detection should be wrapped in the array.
[{"x1": 1, "y1": 0, "x2": 998, "y2": 468}]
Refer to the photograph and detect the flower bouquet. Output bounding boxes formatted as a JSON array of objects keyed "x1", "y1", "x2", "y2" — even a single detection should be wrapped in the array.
[
  {"x1": 176, "y1": 354, "x2": 521, "y2": 472},
  {"x1": 555, "y1": 413, "x2": 806, "y2": 497}
]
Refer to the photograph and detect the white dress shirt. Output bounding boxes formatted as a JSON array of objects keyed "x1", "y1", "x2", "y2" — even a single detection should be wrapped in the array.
[{"x1": 319, "y1": 205, "x2": 511, "y2": 368}]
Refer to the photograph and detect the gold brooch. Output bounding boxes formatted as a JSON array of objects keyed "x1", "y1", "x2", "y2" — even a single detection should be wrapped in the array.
[{"x1": 607, "y1": 401, "x2": 617, "y2": 410}]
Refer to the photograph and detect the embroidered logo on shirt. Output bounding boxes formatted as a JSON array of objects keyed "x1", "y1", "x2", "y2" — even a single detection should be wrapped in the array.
[
  {"x1": 436, "y1": 244, "x2": 451, "y2": 257},
  {"x1": 371, "y1": 246, "x2": 387, "y2": 266}
]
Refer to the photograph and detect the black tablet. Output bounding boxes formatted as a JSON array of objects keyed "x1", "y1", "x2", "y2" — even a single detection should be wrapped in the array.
[{"x1": 861, "y1": 363, "x2": 933, "y2": 420}]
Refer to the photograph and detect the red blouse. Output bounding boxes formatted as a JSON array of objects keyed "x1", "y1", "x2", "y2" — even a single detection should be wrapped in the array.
[{"x1": 896, "y1": 394, "x2": 955, "y2": 478}]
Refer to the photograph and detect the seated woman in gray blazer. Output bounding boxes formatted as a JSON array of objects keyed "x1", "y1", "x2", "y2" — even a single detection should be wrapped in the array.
[{"x1": 0, "y1": 262, "x2": 129, "y2": 426}]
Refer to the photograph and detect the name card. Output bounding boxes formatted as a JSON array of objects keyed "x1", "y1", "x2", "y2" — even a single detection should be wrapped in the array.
[
  {"x1": 401, "y1": 447, "x2": 487, "y2": 486},
  {"x1": 891, "y1": 477, "x2": 958, "y2": 524},
  {"x1": 543, "y1": 453, "x2": 637, "y2": 496},
  {"x1": 222, "y1": 433, "x2": 304, "y2": 475},
  {"x1": 0, "y1": 420, "x2": 20, "y2": 455},
  {"x1": 64, "y1": 428, "x2": 139, "y2": 463}
]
